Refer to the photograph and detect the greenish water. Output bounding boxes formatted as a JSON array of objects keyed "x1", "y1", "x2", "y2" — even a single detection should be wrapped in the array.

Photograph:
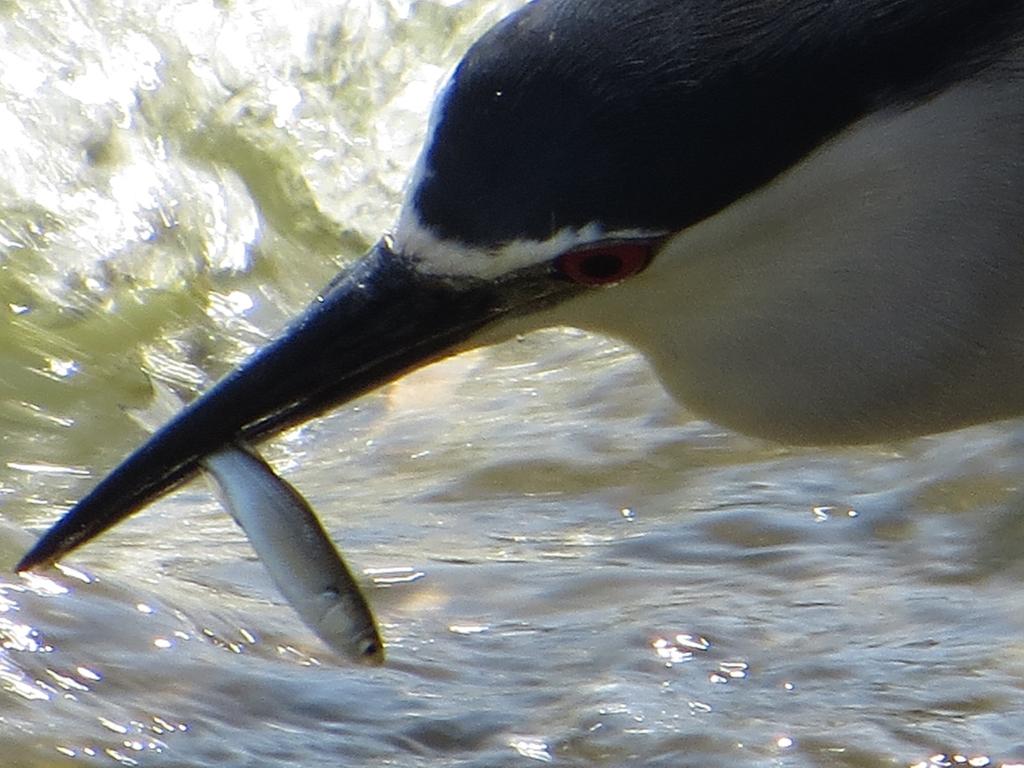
[{"x1": 2, "y1": 1, "x2": 1024, "y2": 766}]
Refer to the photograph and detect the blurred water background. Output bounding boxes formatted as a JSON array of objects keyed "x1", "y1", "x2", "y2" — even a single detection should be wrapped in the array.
[{"x1": 2, "y1": 1, "x2": 1024, "y2": 766}]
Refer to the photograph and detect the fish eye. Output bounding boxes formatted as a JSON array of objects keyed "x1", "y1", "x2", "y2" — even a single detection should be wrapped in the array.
[
  {"x1": 360, "y1": 637, "x2": 383, "y2": 661},
  {"x1": 555, "y1": 240, "x2": 658, "y2": 286}
]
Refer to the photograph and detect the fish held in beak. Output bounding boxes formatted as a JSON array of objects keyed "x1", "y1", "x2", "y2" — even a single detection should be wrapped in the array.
[{"x1": 202, "y1": 444, "x2": 385, "y2": 666}]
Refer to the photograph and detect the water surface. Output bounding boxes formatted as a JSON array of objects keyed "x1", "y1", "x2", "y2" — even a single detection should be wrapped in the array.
[{"x1": 2, "y1": 1, "x2": 1024, "y2": 766}]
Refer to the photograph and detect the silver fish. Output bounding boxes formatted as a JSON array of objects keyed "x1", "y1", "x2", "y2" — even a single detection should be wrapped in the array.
[{"x1": 201, "y1": 444, "x2": 384, "y2": 665}]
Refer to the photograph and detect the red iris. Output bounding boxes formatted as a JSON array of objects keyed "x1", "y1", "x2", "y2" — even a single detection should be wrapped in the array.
[{"x1": 555, "y1": 239, "x2": 659, "y2": 286}]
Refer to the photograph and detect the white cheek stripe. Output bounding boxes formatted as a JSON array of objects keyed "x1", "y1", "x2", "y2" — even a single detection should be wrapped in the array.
[{"x1": 392, "y1": 205, "x2": 666, "y2": 279}]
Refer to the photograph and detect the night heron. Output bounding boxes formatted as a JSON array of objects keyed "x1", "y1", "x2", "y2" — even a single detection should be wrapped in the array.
[{"x1": 18, "y1": 0, "x2": 1024, "y2": 571}]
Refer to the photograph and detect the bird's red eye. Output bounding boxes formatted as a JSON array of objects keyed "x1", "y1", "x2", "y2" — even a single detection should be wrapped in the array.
[{"x1": 555, "y1": 240, "x2": 658, "y2": 286}]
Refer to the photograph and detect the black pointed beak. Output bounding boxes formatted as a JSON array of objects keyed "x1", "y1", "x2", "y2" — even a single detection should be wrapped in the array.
[{"x1": 17, "y1": 239, "x2": 520, "y2": 571}]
